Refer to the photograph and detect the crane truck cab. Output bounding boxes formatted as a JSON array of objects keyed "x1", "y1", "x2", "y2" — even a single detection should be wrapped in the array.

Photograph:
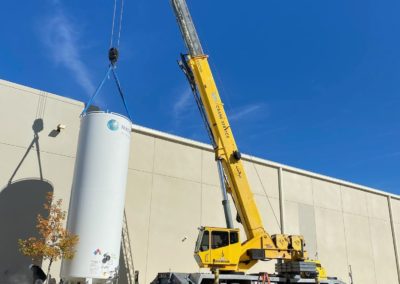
[
  {"x1": 194, "y1": 226, "x2": 309, "y2": 272},
  {"x1": 194, "y1": 227, "x2": 241, "y2": 270}
]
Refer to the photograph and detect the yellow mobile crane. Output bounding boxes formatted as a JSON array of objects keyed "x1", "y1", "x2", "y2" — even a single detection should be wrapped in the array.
[{"x1": 153, "y1": 1, "x2": 346, "y2": 283}]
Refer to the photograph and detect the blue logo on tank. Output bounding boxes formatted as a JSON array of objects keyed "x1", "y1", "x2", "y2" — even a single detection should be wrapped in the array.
[{"x1": 107, "y1": 119, "x2": 119, "y2": 131}]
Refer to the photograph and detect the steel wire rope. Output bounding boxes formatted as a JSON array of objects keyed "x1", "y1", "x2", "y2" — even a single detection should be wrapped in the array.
[
  {"x1": 83, "y1": 0, "x2": 130, "y2": 119},
  {"x1": 110, "y1": 0, "x2": 124, "y2": 49},
  {"x1": 249, "y1": 155, "x2": 281, "y2": 231},
  {"x1": 117, "y1": 0, "x2": 125, "y2": 48},
  {"x1": 208, "y1": 59, "x2": 235, "y2": 120},
  {"x1": 191, "y1": 84, "x2": 215, "y2": 147},
  {"x1": 110, "y1": 0, "x2": 118, "y2": 48}
]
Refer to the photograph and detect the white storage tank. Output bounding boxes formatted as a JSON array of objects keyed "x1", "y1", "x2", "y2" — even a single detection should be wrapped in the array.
[{"x1": 61, "y1": 112, "x2": 131, "y2": 283}]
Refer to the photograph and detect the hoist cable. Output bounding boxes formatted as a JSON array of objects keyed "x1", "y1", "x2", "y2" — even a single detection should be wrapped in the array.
[
  {"x1": 250, "y1": 155, "x2": 281, "y2": 231},
  {"x1": 117, "y1": 0, "x2": 125, "y2": 48},
  {"x1": 179, "y1": 54, "x2": 216, "y2": 147},
  {"x1": 192, "y1": 88, "x2": 215, "y2": 147},
  {"x1": 82, "y1": 0, "x2": 131, "y2": 121},
  {"x1": 110, "y1": 0, "x2": 118, "y2": 48},
  {"x1": 110, "y1": 0, "x2": 124, "y2": 49}
]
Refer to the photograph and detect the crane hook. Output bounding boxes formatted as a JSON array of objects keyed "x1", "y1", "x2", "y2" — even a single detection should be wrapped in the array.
[{"x1": 108, "y1": 47, "x2": 119, "y2": 66}]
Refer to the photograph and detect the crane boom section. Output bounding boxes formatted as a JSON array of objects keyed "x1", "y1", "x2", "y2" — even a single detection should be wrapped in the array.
[
  {"x1": 171, "y1": 0, "x2": 266, "y2": 240},
  {"x1": 171, "y1": 0, "x2": 308, "y2": 273},
  {"x1": 187, "y1": 56, "x2": 265, "y2": 239}
]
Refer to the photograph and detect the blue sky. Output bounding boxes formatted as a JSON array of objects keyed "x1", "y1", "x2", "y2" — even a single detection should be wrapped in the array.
[{"x1": 1, "y1": 0, "x2": 399, "y2": 194}]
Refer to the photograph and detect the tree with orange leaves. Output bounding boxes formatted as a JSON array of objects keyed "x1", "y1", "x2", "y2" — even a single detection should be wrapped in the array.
[{"x1": 18, "y1": 192, "x2": 79, "y2": 283}]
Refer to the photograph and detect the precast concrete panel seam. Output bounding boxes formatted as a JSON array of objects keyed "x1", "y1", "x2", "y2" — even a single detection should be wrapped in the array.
[
  {"x1": 365, "y1": 195, "x2": 379, "y2": 284},
  {"x1": 278, "y1": 167, "x2": 285, "y2": 234},
  {"x1": 199, "y1": 147, "x2": 204, "y2": 227},
  {"x1": 0, "y1": 82, "x2": 48, "y2": 99},
  {"x1": 262, "y1": 187, "x2": 392, "y2": 221},
  {"x1": 0, "y1": 80, "x2": 83, "y2": 107},
  {"x1": 143, "y1": 172, "x2": 204, "y2": 187},
  {"x1": 338, "y1": 185, "x2": 351, "y2": 283},
  {"x1": 388, "y1": 196, "x2": 400, "y2": 283},
  {"x1": 341, "y1": 209, "x2": 392, "y2": 221},
  {"x1": 281, "y1": 198, "x2": 346, "y2": 214},
  {"x1": 35, "y1": 91, "x2": 47, "y2": 119},
  {"x1": 42, "y1": 96, "x2": 83, "y2": 107},
  {"x1": 310, "y1": 178, "x2": 320, "y2": 259},
  {"x1": 279, "y1": 167, "x2": 399, "y2": 200},
  {"x1": 143, "y1": 136, "x2": 157, "y2": 284},
  {"x1": 128, "y1": 166, "x2": 225, "y2": 190},
  {"x1": 253, "y1": 192, "x2": 280, "y2": 198},
  {"x1": 313, "y1": 205, "x2": 343, "y2": 214},
  {"x1": 313, "y1": 204, "x2": 396, "y2": 222},
  {"x1": 0, "y1": 141, "x2": 76, "y2": 160}
]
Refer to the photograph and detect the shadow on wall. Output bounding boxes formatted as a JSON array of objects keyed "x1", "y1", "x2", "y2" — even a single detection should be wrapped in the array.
[
  {"x1": 118, "y1": 246, "x2": 129, "y2": 284},
  {"x1": 0, "y1": 179, "x2": 53, "y2": 284},
  {"x1": 0, "y1": 117, "x2": 58, "y2": 283},
  {"x1": 8, "y1": 119, "x2": 44, "y2": 183}
]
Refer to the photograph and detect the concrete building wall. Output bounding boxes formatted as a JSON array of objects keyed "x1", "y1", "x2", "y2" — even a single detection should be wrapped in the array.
[{"x1": 0, "y1": 79, "x2": 399, "y2": 284}]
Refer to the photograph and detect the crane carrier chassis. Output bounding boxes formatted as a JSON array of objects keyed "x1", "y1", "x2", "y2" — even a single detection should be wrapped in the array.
[
  {"x1": 152, "y1": 261, "x2": 345, "y2": 284},
  {"x1": 152, "y1": 272, "x2": 346, "y2": 284}
]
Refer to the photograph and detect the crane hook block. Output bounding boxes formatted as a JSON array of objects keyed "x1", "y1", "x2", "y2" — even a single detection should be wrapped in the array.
[{"x1": 108, "y1": 47, "x2": 119, "y2": 65}]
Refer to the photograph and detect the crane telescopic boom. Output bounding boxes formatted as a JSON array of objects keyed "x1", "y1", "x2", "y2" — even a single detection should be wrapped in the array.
[
  {"x1": 171, "y1": 0, "x2": 266, "y2": 241},
  {"x1": 159, "y1": 1, "x2": 345, "y2": 283},
  {"x1": 171, "y1": 0, "x2": 307, "y2": 271}
]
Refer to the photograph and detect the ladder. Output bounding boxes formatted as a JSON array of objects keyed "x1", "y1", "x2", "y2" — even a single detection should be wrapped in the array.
[{"x1": 121, "y1": 210, "x2": 136, "y2": 284}]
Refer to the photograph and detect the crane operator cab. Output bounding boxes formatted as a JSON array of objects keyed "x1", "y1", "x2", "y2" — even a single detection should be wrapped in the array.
[{"x1": 194, "y1": 227, "x2": 242, "y2": 271}]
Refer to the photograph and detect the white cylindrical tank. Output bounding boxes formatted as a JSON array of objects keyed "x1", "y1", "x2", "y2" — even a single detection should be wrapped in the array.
[{"x1": 61, "y1": 112, "x2": 131, "y2": 282}]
